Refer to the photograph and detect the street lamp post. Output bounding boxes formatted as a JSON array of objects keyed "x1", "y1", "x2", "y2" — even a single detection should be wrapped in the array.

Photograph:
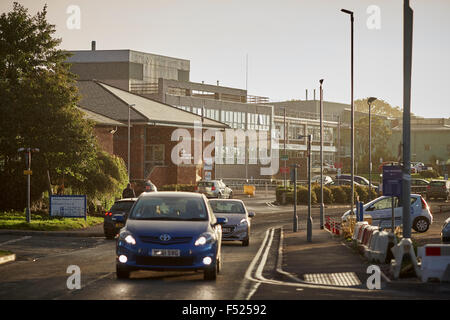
[
  {"x1": 367, "y1": 97, "x2": 377, "y2": 200},
  {"x1": 299, "y1": 134, "x2": 313, "y2": 242},
  {"x1": 128, "y1": 104, "x2": 135, "y2": 182},
  {"x1": 282, "y1": 107, "x2": 287, "y2": 188},
  {"x1": 341, "y1": 8, "x2": 355, "y2": 215},
  {"x1": 18, "y1": 147, "x2": 39, "y2": 223},
  {"x1": 319, "y1": 79, "x2": 324, "y2": 229}
]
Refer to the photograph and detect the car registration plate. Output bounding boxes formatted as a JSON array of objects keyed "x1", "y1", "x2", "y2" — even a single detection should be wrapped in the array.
[
  {"x1": 115, "y1": 223, "x2": 124, "y2": 228},
  {"x1": 151, "y1": 249, "x2": 180, "y2": 257},
  {"x1": 222, "y1": 227, "x2": 232, "y2": 233}
]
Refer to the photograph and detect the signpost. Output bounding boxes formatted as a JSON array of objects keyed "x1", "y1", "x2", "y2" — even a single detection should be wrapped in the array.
[
  {"x1": 290, "y1": 164, "x2": 298, "y2": 232},
  {"x1": 383, "y1": 165, "x2": 402, "y2": 231},
  {"x1": 50, "y1": 195, "x2": 87, "y2": 221}
]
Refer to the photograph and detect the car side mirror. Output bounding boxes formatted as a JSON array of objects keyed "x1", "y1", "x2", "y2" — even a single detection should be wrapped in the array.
[
  {"x1": 112, "y1": 215, "x2": 125, "y2": 223},
  {"x1": 216, "y1": 217, "x2": 228, "y2": 225},
  {"x1": 248, "y1": 212, "x2": 255, "y2": 218},
  {"x1": 366, "y1": 206, "x2": 374, "y2": 212}
]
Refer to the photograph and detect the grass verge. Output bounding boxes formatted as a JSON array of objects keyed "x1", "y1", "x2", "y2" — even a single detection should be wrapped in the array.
[
  {"x1": 0, "y1": 250, "x2": 13, "y2": 257},
  {"x1": 0, "y1": 211, "x2": 103, "y2": 231}
]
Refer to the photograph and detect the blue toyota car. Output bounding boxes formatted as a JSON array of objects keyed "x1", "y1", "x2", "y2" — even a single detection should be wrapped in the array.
[{"x1": 114, "y1": 192, "x2": 226, "y2": 280}]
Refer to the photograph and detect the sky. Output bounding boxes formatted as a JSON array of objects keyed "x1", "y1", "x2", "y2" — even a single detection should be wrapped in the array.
[{"x1": 1, "y1": 0, "x2": 449, "y2": 118}]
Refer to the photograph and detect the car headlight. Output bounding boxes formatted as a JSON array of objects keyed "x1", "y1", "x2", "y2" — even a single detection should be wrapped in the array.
[
  {"x1": 239, "y1": 218, "x2": 248, "y2": 226},
  {"x1": 195, "y1": 232, "x2": 215, "y2": 246},
  {"x1": 119, "y1": 231, "x2": 136, "y2": 245}
]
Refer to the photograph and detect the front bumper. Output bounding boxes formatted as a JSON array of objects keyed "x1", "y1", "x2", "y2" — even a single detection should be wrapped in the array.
[
  {"x1": 116, "y1": 240, "x2": 218, "y2": 271},
  {"x1": 221, "y1": 225, "x2": 249, "y2": 241}
]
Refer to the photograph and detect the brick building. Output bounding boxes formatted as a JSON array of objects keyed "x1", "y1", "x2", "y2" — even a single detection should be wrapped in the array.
[{"x1": 76, "y1": 80, "x2": 228, "y2": 187}]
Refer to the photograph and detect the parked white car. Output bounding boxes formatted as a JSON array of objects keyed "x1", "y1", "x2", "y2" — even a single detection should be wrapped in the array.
[
  {"x1": 311, "y1": 175, "x2": 333, "y2": 185},
  {"x1": 341, "y1": 194, "x2": 433, "y2": 233}
]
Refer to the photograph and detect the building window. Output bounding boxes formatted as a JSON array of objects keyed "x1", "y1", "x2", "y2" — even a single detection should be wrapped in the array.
[
  {"x1": 288, "y1": 124, "x2": 305, "y2": 141},
  {"x1": 145, "y1": 144, "x2": 165, "y2": 165},
  {"x1": 425, "y1": 145, "x2": 431, "y2": 151}
]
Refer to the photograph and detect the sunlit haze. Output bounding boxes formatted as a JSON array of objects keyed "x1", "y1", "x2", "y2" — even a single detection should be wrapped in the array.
[{"x1": 1, "y1": 0, "x2": 449, "y2": 118}]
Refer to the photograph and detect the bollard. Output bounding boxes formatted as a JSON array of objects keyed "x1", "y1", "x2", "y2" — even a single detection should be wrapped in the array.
[
  {"x1": 359, "y1": 201, "x2": 364, "y2": 222},
  {"x1": 356, "y1": 201, "x2": 360, "y2": 222}
]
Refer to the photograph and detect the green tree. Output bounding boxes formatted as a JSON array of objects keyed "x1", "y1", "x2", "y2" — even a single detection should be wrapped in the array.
[
  {"x1": 0, "y1": 3, "x2": 102, "y2": 210},
  {"x1": 354, "y1": 98, "x2": 404, "y2": 118},
  {"x1": 355, "y1": 116, "x2": 394, "y2": 173}
]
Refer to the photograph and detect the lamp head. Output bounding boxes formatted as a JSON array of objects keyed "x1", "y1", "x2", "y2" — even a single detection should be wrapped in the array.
[
  {"x1": 341, "y1": 9, "x2": 353, "y2": 15},
  {"x1": 319, "y1": 79, "x2": 324, "y2": 85},
  {"x1": 367, "y1": 97, "x2": 377, "y2": 104}
]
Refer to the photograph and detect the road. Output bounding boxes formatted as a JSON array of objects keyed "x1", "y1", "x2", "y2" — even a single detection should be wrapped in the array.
[{"x1": 0, "y1": 195, "x2": 449, "y2": 301}]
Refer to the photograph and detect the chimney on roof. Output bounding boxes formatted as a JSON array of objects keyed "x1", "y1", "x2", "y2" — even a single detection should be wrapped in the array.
[
  {"x1": 217, "y1": 80, "x2": 219, "y2": 86},
  {"x1": 91, "y1": 41, "x2": 96, "y2": 51},
  {"x1": 306, "y1": 89, "x2": 308, "y2": 100},
  {"x1": 314, "y1": 89, "x2": 316, "y2": 100}
]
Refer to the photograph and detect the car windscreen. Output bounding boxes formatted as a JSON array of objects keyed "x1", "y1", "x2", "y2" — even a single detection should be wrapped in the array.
[
  {"x1": 198, "y1": 182, "x2": 214, "y2": 187},
  {"x1": 430, "y1": 181, "x2": 445, "y2": 187},
  {"x1": 129, "y1": 196, "x2": 208, "y2": 221},
  {"x1": 210, "y1": 201, "x2": 245, "y2": 214},
  {"x1": 110, "y1": 201, "x2": 135, "y2": 212}
]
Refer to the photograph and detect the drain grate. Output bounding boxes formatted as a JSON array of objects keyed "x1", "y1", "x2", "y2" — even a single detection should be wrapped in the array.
[{"x1": 303, "y1": 272, "x2": 362, "y2": 287}]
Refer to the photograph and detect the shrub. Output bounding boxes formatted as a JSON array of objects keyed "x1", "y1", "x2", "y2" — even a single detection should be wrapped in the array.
[
  {"x1": 312, "y1": 185, "x2": 333, "y2": 204},
  {"x1": 297, "y1": 186, "x2": 317, "y2": 205},
  {"x1": 419, "y1": 170, "x2": 439, "y2": 179},
  {"x1": 159, "y1": 184, "x2": 196, "y2": 192},
  {"x1": 355, "y1": 185, "x2": 369, "y2": 203},
  {"x1": 330, "y1": 186, "x2": 347, "y2": 203},
  {"x1": 276, "y1": 187, "x2": 293, "y2": 204},
  {"x1": 340, "y1": 185, "x2": 359, "y2": 203}
]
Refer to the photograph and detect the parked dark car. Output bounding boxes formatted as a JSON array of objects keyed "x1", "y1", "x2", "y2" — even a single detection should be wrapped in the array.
[
  {"x1": 442, "y1": 217, "x2": 450, "y2": 243},
  {"x1": 326, "y1": 178, "x2": 361, "y2": 187},
  {"x1": 411, "y1": 178, "x2": 429, "y2": 195},
  {"x1": 104, "y1": 198, "x2": 137, "y2": 239},
  {"x1": 426, "y1": 180, "x2": 450, "y2": 201},
  {"x1": 337, "y1": 174, "x2": 378, "y2": 192}
]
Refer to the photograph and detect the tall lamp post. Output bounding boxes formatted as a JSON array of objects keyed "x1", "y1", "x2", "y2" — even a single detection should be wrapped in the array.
[
  {"x1": 319, "y1": 79, "x2": 324, "y2": 229},
  {"x1": 367, "y1": 97, "x2": 377, "y2": 200},
  {"x1": 299, "y1": 134, "x2": 313, "y2": 242},
  {"x1": 18, "y1": 147, "x2": 40, "y2": 223},
  {"x1": 128, "y1": 104, "x2": 135, "y2": 182},
  {"x1": 341, "y1": 8, "x2": 355, "y2": 215},
  {"x1": 282, "y1": 107, "x2": 287, "y2": 188}
]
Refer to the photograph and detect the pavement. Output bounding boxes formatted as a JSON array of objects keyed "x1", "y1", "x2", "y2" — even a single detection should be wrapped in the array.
[
  {"x1": 278, "y1": 224, "x2": 450, "y2": 297},
  {"x1": 280, "y1": 226, "x2": 372, "y2": 289}
]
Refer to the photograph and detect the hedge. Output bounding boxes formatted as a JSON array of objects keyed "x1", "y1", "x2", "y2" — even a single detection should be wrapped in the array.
[
  {"x1": 159, "y1": 184, "x2": 196, "y2": 192},
  {"x1": 276, "y1": 184, "x2": 375, "y2": 205}
]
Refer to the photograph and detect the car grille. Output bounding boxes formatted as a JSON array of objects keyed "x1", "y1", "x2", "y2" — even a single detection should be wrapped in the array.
[
  {"x1": 136, "y1": 256, "x2": 195, "y2": 266},
  {"x1": 139, "y1": 236, "x2": 192, "y2": 245},
  {"x1": 222, "y1": 226, "x2": 236, "y2": 234}
]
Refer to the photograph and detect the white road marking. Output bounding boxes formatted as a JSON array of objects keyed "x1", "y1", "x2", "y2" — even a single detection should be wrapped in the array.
[
  {"x1": 0, "y1": 236, "x2": 31, "y2": 246},
  {"x1": 234, "y1": 228, "x2": 272, "y2": 300}
]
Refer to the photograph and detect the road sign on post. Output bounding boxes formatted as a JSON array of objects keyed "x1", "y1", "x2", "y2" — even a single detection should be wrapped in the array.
[{"x1": 382, "y1": 165, "x2": 403, "y2": 197}]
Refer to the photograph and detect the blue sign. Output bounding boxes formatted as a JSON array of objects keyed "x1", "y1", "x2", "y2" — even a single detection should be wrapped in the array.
[{"x1": 382, "y1": 165, "x2": 402, "y2": 197}]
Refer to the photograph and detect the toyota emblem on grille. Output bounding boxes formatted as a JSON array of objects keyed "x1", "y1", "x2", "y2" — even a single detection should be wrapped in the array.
[{"x1": 160, "y1": 234, "x2": 171, "y2": 241}]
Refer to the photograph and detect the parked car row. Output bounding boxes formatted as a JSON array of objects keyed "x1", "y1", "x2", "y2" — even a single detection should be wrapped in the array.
[{"x1": 104, "y1": 181, "x2": 252, "y2": 281}]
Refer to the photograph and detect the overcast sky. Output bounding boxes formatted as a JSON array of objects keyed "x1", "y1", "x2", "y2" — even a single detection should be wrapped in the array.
[{"x1": 2, "y1": 0, "x2": 449, "y2": 118}]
